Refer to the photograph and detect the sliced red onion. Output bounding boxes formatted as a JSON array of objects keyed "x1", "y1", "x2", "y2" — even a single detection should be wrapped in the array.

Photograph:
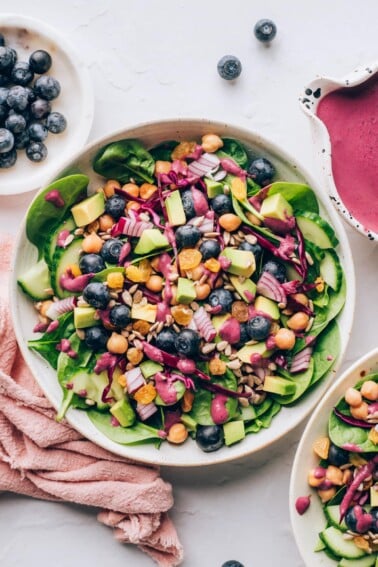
[
  {"x1": 212, "y1": 169, "x2": 227, "y2": 182},
  {"x1": 188, "y1": 210, "x2": 214, "y2": 233},
  {"x1": 110, "y1": 216, "x2": 153, "y2": 238},
  {"x1": 136, "y1": 402, "x2": 158, "y2": 421},
  {"x1": 290, "y1": 347, "x2": 313, "y2": 374},
  {"x1": 193, "y1": 306, "x2": 216, "y2": 342},
  {"x1": 256, "y1": 271, "x2": 287, "y2": 306},
  {"x1": 188, "y1": 153, "x2": 220, "y2": 177},
  {"x1": 46, "y1": 320, "x2": 59, "y2": 333},
  {"x1": 60, "y1": 271, "x2": 94, "y2": 293},
  {"x1": 191, "y1": 187, "x2": 209, "y2": 216},
  {"x1": 45, "y1": 296, "x2": 77, "y2": 320},
  {"x1": 340, "y1": 460, "x2": 378, "y2": 521},
  {"x1": 57, "y1": 229, "x2": 71, "y2": 248},
  {"x1": 187, "y1": 318, "x2": 198, "y2": 331},
  {"x1": 126, "y1": 367, "x2": 145, "y2": 395},
  {"x1": 333, "y1": 407, "x2": 372, "y2": 429}
]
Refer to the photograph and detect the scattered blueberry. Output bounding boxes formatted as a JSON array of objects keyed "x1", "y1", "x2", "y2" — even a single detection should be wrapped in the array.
[
  {"x1": 246, "y1": 315, "x2": 271, "y2": 341},
  {"x1": 30, "y1": 98, "x2": 51, "y2": 119},
  {"x1": 217, "y1": 55, "x2": 242, "y2": 80},
  {"x1": 10, "y1": 62, "x2": 34, "y2": 86},
  {"x1": 0, "y1": 128, "x2": 14, "y2": 153},
  {"x1": 0, "y1": 74, "x2": 10, "y2": 87},
  {"x1": 7, "y1": 85, "x2": 29, "y2": 111},
  {"x1": 175, "y1": 224, "x2": 201, "y2": 248},
  {"x1": 327, "y1": 443, "x2": 349, "y2": 467},
  {"x1": 28, "y1": 122, "x2": 48, "y2": 142},
  {"x1": 239, "y1": 241, "x2": 263, "y2": 262},
  {"x1": 83, "y1": 282, "x2": 110, "y2": 310},
  {"x1": 211, "y1": 193, "x2": 233, "y2": 215},
  {"x1": 29, "y1": 50, "x2": 52, "y2": 74},
  {"x1": 174, "y1": 328, "x2": 201, "y2": 358},
  {"x1": 109, "y1": 304, "x2": 131, "y2": 328},
  {"x1": 100, "y1": 239, "x2": 123, "y2": 263},
  {"x1": 5, "y1": 113, "x2": 26, "y2": 134},
  {"x1": 181, "y1": 189, "x2": 196, "y2": 219},
  {"x1": 25, "y1": 141, "x2": 47, "y2": 162},
  {"x1": 46, "y1": 111, "x2": 66, "y2": 134},
  {"x1": 222, "y1": 562, "x2": 244, "y2": 567},
  {"x1": 79, "y1": 253, "x2": 106, "y2": 274},
  {"x1": 254, "y1": 19, "x2": 277, "y2": 43},
  {"x1": 84, "y1": 326, "x2": 109, "y2": 351},
  {"x1": 0, "y1": 34, "x2": 5, "y2": 47},
  {"x1": 0, "y1": 147, "x2": 17, "y2": 168},
  {"x1": 0, "y1": 46, "x2": 17, "y2": 74},
  {"x1": 208, "y1": 288, "x2": 234, "y2": 314},
  {"x1": 248, "y1": 157, "x2": 275, "y2": 186},
  {"x1": 105, "y1": 194, "x2": 127, "y2": 220},
  {"x1": 196, "y1": 425, "x2": 224, "y2": 452},
  {"x1": 33, "y1": 75, "x2": 61, "y2": 100},
  {"x1": 24, "y1": 86, "x2": 36, "y2": 103},
  {"x1": 370, "y1": 508, "x2": 378, "y2": 533},
  {"x1": 156, "y1": 328, "x2": 178, "y2": 352},
  {"x1": 261, "y1": 259, "x2": 286, "y2": 283},
  {"x1": 199, "y1": 239, "x2": 221, "y2": 260}
]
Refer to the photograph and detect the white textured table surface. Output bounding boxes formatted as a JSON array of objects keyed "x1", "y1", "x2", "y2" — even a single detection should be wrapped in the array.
[{"x1": 0, "y1": 1, "x2": 377, "y2": 566}]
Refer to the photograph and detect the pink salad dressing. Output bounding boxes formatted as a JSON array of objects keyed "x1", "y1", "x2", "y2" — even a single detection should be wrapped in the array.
[
  {"x1": 316, "y1": 74, "x2": 378, "y2": 233},
  {"x1": 210, "y1": 394, "x2": 229, "y2": 424}
]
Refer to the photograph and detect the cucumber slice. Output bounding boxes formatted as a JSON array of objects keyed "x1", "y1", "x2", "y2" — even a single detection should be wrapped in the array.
[
  {"x1": 338, "y1": 556, "x2": 376, "y2": 567},
  {"x1": 314, "y1": 537, "x2": 326, "y2": 552},
  {"x1": 320, "y1": 526, "x2": 365, "y2": 560},
  {"x1": 44, "y1": 217, "x2": 76, "y2": 266},
  {"x1": 51, "y1": 238, "x2": 83, "y2": 298},
  {"x1": 17, "y1": 259, "x2": 53, "y2": 300},
  {"x1": 320, "y1": 249, "x2": 343, "y2": 292},
  {"x1": 296, "y1": 211, "x2": 339, "y2": 248},
  {"x1": 324, "y1": 505, "x2": 348, "y2": 531}
]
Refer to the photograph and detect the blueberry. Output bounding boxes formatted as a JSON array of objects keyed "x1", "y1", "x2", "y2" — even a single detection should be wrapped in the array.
[
  {"x1": 30, "y1": 98, "x2": 51, "y2": 119},
  {"x1": 0, "y1": 87, "x2": 8, "y2": 105},
  {"x1": 175, "y1": 224, "x2": 201, "y2": 248},
  {"x1": 254, "y1": 19, "x2": 277, "y2": 43},
  {"x1": 370, "y1": 508, "x2": 378, "y2": 533},
  {"x1": 28, "y1": 122, "x2": 48, "y2": 142},
  {"x1": 109, "y1": 304, "x2": 131, "y2": 328},
  {"x1": 105, "y1": 194, "x2": 126, "y2": 220},
  {"x1": 0, "y1": 74, "x2": 10, "y2": 87},
  {"x1": 261, "y1": 259, "x2": 286, "y2": 283},
  {"x1": 79, "y1": 253, "x2": 106, "y2": 274},
  {"x1": 10, "y1": 62, "x2": 34, "y2": 86},
  {"x1": 0, "y1": 46, "x2": 17, "y2": 74},
  {"x1": 199, "y1": 239, "x2": 221, "y2": 260},
  {"x1": 14, "y1": 130, "x2": 30, "y2": 149},
  {"x1": 246, "y1": 316, "x2": 271, "y2": 341},
  {"x1": 100, "y1": 239, "x2": 123, "y2": 263},
  {"x1": 181, "y1": 189, "x2": 196, "y2": 219},
  {"x1": 174, "y1": 329, "x2": 200, "y2": 358},
  {"x1": 0, "y1": 34, "x2": 5, "y2": 47},
  {"x1": 156, "y1": 328, "x2": 178, "y2": 352},
  {"x1": 29, "y1": 50, "x2": 52, "y2": 74},
  {"x1": 0, "y1": 103, "x2": 8, "y2": 123},
  {"x1": 208, "y1": 288, "x2": 234, "y2": 314},
  {"x1": 239, "y1": 241, "x2": 263, "y2": 262},
  {"x1": 0, "y1": 128, "x2": 14, "y2": 153},
  {"x1": 0, "y1": 148, "x2": 17, "y2": 168},
  {"x1": 327, "y1": 443, "x2": 349, "y2": 466},
  {"x1": 222, "y1": 562, "x2": 244, "y2": 567},
  {"x1": 248, "y1": 157, "x2": 275, "y2": 186},
  {"x1": 7, "y1": 85, "x2": 29, "y2": 111},
  {"x1": 211, "y1": 193, "x2": 233, "y2": 215},
  {"x1": 26, "y1": 141, "x2": 47, "y2": 162},
  {"x1": 33, "y1": 75, "x2": 61, "y2": 100},
  {"x1": 83, "y1": 282, "x2": 110, "y2": 310},
  {"x1": 217, "y1": 55, "x2": 242, "y2": 80},
  {"x1": 196, "y1": 425, "x2": 224, "y2": 452},
  {"x1": 239, "y1": 322, "x2": 250, "y2": 345},
  {"x1": 46, "y1": 111, "x2": 67, "y2": 134},
  {"x1": 345, "y1": 506, "x2": 372, "y2": 534},
  {"x1": 84, "y1": 326, "x2": 109, "y2": 351},
  {"x1": 25, "y1": 86, "x2": 36, "y2": 103},
  {"x1": 5, "y1": 113, "x2": 26, "y2": 134}
]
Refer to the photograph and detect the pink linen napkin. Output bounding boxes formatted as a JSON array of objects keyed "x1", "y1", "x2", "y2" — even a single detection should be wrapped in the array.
[{"x1": 0, "y1": 234, "x2": 183, "y2": 567}]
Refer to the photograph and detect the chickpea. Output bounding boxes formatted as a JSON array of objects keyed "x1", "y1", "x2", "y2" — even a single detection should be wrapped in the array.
[
  {"x1": 361, "y1": 380, "x2": 378, "y2": 401},
  {"x1": 40, "y1": 300, "x2": 54, "y2": 317},
  {"x1": 274, "y1": 328, "x2": 296, "y2": 350},
  {"x1": 195, "y1": 283, "x2": 211, "y2": 300},
  {"x1": 307, "y1": 469, "x2": 326, "y2": 488},
  {"x1": 342, "y1": 469, "x2": 353, "y2": 485},
  {"x1": 146, "y1": 275, "x2": 164, "y2": 292},
  {"x1": 126, "y1": 201, "x2": 140, "y2": 212},
  {"x1": 201, "y1": 133, "x2": 224, "y2": 153},
  {"x1": 140, "y1": 183, "x2": 157, "y2": 200},
  {"x1": 345, "y1": 387, "x2": 363, "y2": 407},
  {"x1": 325, "y1": 465, "x2": 344, "y2": 486},
  {"x1": 317, "y1": 487, "x2": 336, "y2": 503},
  {"x1": 181, "y1": 390, "x2": 195, "y2": 413},
  {"x1": 122, "y1": 183, "x2": 140, "y2": 198},
  {"x1": 82, "y1": 232, "x2": 103, "y2": 254},
  {"x1": 107, "y1": 332, "x2": 128, "y2": 354},
  {"x1": 126, "y1": 347, "x2": 144, "y2": 365},
  {"x1": 287, "y1": 312, "x2": 310, "y2": 332},
  {"x1": 99, "y1": 214, "x2": 115, "y2": 231},
  {"x1": 350, "y1": 402, "x2": 369, "y2": 420},
  {"x1": 219, "y1": 213, "x2": 242, "y2": 232},
  {"x1": 103, "y1": 179, "x2": 121, "y2": 198},
  {"x1": 167, "y1": 423, "x2": 188, "y2": 444},
  {"x1": 209, "y1": 357, "x2": 227, "y2": 376},
  {"x1": 291, "y1": 293, "x2": 309, "y2": 306},
  {"x1": 154, "y1": 160, "x2": 171, "y2": 175},
  {"x1": 188, "y1": 264, "x2": 204, "y2": 281}
]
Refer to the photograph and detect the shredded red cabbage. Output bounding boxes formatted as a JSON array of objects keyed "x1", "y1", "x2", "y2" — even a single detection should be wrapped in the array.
[{"x1": 333, "y1": 407, "x2": 372, "y2": 429}]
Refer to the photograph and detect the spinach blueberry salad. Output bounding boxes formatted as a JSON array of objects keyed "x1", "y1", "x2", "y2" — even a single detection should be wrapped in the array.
[
  {"x1": 18, "y1": 132, "x2": 346, "y2": 452},
  {"x1": 297, "y1": 373, "x2": 378, "y2": 566}
]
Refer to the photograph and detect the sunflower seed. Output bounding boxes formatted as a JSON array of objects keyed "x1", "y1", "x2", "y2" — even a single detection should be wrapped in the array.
[
  {"x1": 247, "y1": 376, "x2": 256, "y2": 387},
  {"x1": 278, "y1": 302, "x2": 286, "y2": 309},
  {"x1": 223, "y1": 184, "x2": 230, "y2": 194},
  {"x1": 76, "y1": 329, "x2": 85, "y2": 340},
  {"x1": 85, "y1": 399, "x2": 96, "y2": 406},
  {"x1": 108, "y1": 299, "x2": 117, "y2": 307},
  {"x1": 204, "y1": 232, "x2": 220, "y2": 238},
  {"x1": 305, "y1": 317, "x2": 314, "y2": 333},
  {"x1": 305, "y1": 251, "x2": 314, "y2": 265},
  {"x1": 102, "y1": 234, "x2": 112, "y2": 240},
  {"x1": 74, "y1": 227, "x2": 84, "y2": 236},
  {"x1": 224, "y1": 284, "x2": 234, "y2": 291},
  {"x1": 226, "y1": 359, "x2": 242, "y2": 370},
  {"x1": 202, "y1": 343, "x2": 216, "y2": 354},
  {"x1": 129, "y1": 284, "x2": 139, "y2": 294},
  {"x1": 190, "y1": 301, "x2": 200, "y2": 311},
  {"x1": 77, "y1": 298, "x2": 90, "y2": 308},
  {"x1": 191, "y1": 216, "x2": 204, "y2": 227},
  {"x1": 244, "y1": 364, "x2": 253, "y2": 373},
  {"x1": 238, "y1": 397, "x2": 249, "y2": 408},
  {"x1": 244, "y1": 234, "x2": 257, "y2": 245},
  {"x1": 223, "y1": 231, "x2": 231, "y2": 245},
  {"x1": 173, "y1": 323, "x2": 180, "y2": 333},
  {"x1": 233, "y1": 292, "x2": 242, "y2": 300},
  {"x1": 168, "y1": 272, "x2": 179, "y2": 282},
  {"x1": 133, "y1": 338, "x2": 143, "y2": 350},
  {"x1": 216, "y1": 340, "x2": 228, "y2": 352},
  {"x1": 121, "y1": 290, "x2": 133, "y2": 306},
  {"x1": 139, "y1": 212, "x2": 150, "y2": 222},
  {"x1": 224, "y1": 344, "x2": 232, "y2": 357},
  {"x1": 199, "y1": 274, "x2": 208, "y2": 285},
  {"x1": 133, "y1": 290, "x2": 143, "y2": 303},
  {"x1": 128, "y1": 333, "x2": 136, "y2": 341}
]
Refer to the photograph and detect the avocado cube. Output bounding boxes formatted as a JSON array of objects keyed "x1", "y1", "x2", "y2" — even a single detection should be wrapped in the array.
[
  {"x1": 177, "y1": 277, "x2": 196, "y2": 304},
  {"x1": 237, "y1": 342, "x2": 273, "y2": 363},
  {"x1": 254, "y1": 296, "x2": 280, "y2": 319},
  {"x1": 180, "y1": 414, "x2": 197, "y2": 432},
  {"x1": 110, "y1": 398, "x2": 136, "y2": 427},
  {"x1": 371, "y1": 486, "x2": 378, "y2": 507},
  {"x1": 229, "y1": 275, "x2": 256, "y2": 303},
  {"x1": 134, "y1": 229, "x2": 169, "y2": 255},
  {"x1": 223, "y1": 420, "x2": 245, "y2": 446},
  {"x1": 71, "y1": 192, "x2": 105, "y2": 227},
  {"x1": 140, "y1": 360, "x2": 163, "y2": 379},
  {"x1": 262, "y1": 375, "x2": 296, "y2": 396},
  {"x1": 205, "y1": 177, "x2": 224, "y2": 198},
  {"x1": 131, "y1": 302, "x2": 157, "y2": 323},
  {"x1": 74, "y1": 306, "x2": 97, "y2": 328},
  {"x1": 165, "y1": 190, "x2": 186, "y2": 226},
  {"x1": 220, "y1": 247, "x2": 256, "y2": 278},
  {"x1": 260, "y1": 193, "x2": 293, "y2": 221}
]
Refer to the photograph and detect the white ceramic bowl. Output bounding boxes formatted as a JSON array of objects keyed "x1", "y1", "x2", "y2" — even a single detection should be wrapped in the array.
[
  {"x1": 0, "y1": 13, "x2": 94, "y2": 195},
  {"x1": 300, "y1": 61, "x2": 378, "y2": 242},
  {"x1": 290, "y1": 347, "x2": 378, "y2": 566},
  {"x1": 11, "y1": 118, "x2": 355, "y2": 466}
]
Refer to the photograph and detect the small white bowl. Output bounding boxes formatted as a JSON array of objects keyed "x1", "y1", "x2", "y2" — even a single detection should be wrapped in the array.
[
  {"x1": 11, "y1": 118, "x2": 355, "y2": 467},
  {"x1": 290, "y1": 347, "x2": 378, "y2": 567},
  {"x1": 0, "y1": 14, "x2": 94, "y2": 195},
  {"x1": 299, "y1": 62, "x2": 378, "y2": 242}
]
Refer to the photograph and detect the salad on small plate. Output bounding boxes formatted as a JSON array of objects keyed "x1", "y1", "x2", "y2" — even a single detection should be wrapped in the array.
[{"x1": 12, "y1": 120, "x2": 354, "y2": 466}]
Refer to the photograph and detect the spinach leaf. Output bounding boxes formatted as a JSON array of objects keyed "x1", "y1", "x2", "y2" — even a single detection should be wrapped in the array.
[
  {"x1": 274, "y1": 359, "x2": 314, "y2": 405},
  {"x1": 26, "y1": 174, "x2": 89, "y2": 259},
  {"x1": 216, "y1": 368, "x2": 238, "y2": 420},
  {"x1": 231, "y1": 196, "x2": 280, "y2": 242},
  {"x1": 310, "y1": 319, "x2": 340, "y2": 386},
  {"x1": 28, "y1": 312, "x2": 75, "y2": 369},
  {"x1": 328, "y1": 411, "x2": 377, "y2": 453},
  {"x1": 267, "y1": 182, "x2": 319, "y2": 214},
  {"x1": 88, "y1": 409, "x2": 161, "y2": 445},
  {"x1": 57, "y1": 333, "x2": 93, "y2": 387},
  {"x1": 244, "y1": 401, "x2": 281, "y2": 433},
  {"x1": 217, "y1": 137, "x2": 249, "y2": 168},
  {"x1": 188, "y1": 388, "x2": 214, "y2": 425},
  {"x1": 93, "y1": 139, "x2": 155, "y2": 184},
  {"x1": 149, "y1": 140, "x2": 177, "y2": 161}
]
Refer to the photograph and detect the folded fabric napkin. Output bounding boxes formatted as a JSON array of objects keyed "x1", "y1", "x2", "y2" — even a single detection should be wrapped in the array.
[{"x1": 0, "y1": 234, "x2": 183, "y2": 567}]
